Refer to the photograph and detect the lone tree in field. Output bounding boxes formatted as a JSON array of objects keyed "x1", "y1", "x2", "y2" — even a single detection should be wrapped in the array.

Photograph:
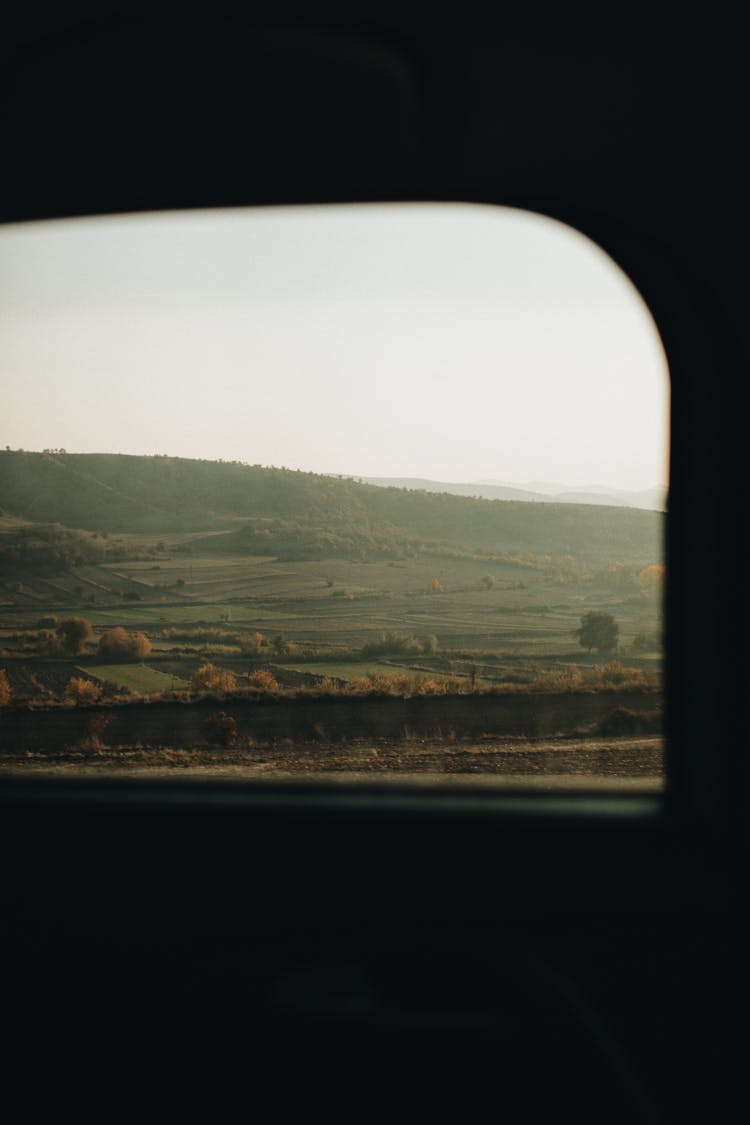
[{"x1": 576, "y1": 611, "x2": 620, "y2": 655}]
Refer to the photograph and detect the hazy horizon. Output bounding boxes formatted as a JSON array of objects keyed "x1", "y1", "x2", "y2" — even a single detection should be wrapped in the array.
[
  {"x1": 1, "y1": 203, "x2": 669, "y2": 491},
  {"x1": 0, "y1": 445, "x2": 665, "y2": 493}
]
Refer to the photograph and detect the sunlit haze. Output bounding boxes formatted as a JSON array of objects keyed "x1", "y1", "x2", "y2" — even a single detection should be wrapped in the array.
[{"x1": 1, "y1": 204, "x2": 668, "y2": 490}]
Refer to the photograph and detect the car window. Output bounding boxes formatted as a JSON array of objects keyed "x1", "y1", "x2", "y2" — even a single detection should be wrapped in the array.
[{"x1": 0, "y1": 203, "x2": 668, "y2": 791}]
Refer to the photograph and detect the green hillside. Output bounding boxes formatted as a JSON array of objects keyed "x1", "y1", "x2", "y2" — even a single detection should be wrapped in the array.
[{"x1": 0, "y1": 450, "x2": 662, "y2": 566}]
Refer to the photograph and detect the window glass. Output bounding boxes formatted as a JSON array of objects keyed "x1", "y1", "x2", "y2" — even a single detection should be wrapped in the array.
[{"x1": 0, "y1": 204, "x2": 668, "y2": 790}]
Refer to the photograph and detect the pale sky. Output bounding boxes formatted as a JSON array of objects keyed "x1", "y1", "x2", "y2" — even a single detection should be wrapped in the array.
[{"x1": 0, "y1": 203, "x2": 669, "y2": 490}]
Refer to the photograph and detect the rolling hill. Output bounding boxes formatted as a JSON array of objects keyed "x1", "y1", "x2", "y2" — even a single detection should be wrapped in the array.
[{"x1": 0, "y1": 450, "x2": 663, "y2": 566}]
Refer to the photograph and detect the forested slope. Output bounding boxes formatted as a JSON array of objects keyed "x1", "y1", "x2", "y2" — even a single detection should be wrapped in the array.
[{"x1": 0, "y1": 451, "x2": 662, "y2": 565}]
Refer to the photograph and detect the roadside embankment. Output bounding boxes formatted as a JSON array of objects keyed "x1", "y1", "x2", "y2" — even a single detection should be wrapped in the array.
[{"x1": 0, "y1": 689, "x2": 662, "y2": 752}]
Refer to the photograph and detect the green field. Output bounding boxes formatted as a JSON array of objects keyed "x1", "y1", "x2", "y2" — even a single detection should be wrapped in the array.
[
  {"x1": 2, "y1": 487, "x2": 663, "y2": 719},
  {"x1": 88, "y1": 603, "x2": 293, "y2": 626},
  {"x1": 78, "y1": 663, "x2": 189, "y2": 694},
  {"x1": 2, "y1": 546, "x2": 663, "y2": 665}
]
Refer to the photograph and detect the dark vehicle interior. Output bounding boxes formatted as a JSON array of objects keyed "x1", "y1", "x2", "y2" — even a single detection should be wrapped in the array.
[{"x1": 1, "y1": 4, "x2": 745, "y2": 1120}]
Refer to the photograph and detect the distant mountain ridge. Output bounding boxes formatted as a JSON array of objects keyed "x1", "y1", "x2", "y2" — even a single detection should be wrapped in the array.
[{"x1": 358, "y1": 477, "x2": 666, "y2": 511}]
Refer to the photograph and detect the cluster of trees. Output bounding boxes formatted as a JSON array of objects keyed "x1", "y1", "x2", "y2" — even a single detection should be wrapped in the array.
[
  {"x1": 234, "y1": 515, "x2": 419, "y2": 562},
  {"x1": 98, "y1": 627, "x2": 151, "y2": 661},
  {"x1": 0, "y1": 523, "x2": 149, "y2": 576},
  {"x1": 7, "y1": 617, "x2": 153, "y2": 662},
  {"x1": 189, "y1": 665, "x2": 282, "y2": 695}
]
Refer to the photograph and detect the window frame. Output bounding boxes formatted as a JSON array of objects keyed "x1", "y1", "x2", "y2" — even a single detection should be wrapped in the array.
[{"x1": 0, "y1": 20, "x2": 740, "y2": 932}]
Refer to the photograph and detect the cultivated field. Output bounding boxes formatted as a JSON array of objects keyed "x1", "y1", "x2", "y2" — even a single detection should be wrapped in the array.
[
  {"x1": 0, "y1": 544, "x2": 662, "y2": 675},
  {"x1": 0, "y1": 450, "x2": 665, "y2": 787},
  {"x1": 1, "y1": 527, "x2": 663, "y2": 787}
]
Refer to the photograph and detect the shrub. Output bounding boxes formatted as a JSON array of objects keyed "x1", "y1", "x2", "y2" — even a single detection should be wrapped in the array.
[
  {"x1": 190, "y1": 663, "x2": 238, "y2": 694},
  {"x1": 65, "y1": 677, "x2": 103, "y2": 705},
  {"x1": 527, "y1": 661, "x2": 657, "y2": 693},
  {"x1": 98, "y1": 627, "x2": 152, "y2": 661},
  {"x1": 528, "y1": 666, "x2": 585, "y2": 692},
  {"x1": 271, "y1": 635, "x2": 297, "y2": 657},
  {"x1": 598, "y1": 707, "x2": 663, "y2": 736},
  {"x1": 632, "y1": 631, "x2": 660, "y2": 653},
  {"x1": 202, "y1": 710, "x2": 238, "y2": 747},
  {"x1": 247, "y1": 669, "x2": 280, "y2": 692},
  {"x1": 80, "y1": 710, "x2": 113, "y2": 751},
  {"x1": 361, "y1": 632, "x2": 422, "y2": 657},
  {"x1": 344, "y1": 672, "x2": 421, "y2": 697},
  {"x1": 592, "y1": 661, "x2": 655, "y2": 688},
  {"x1": 162, "y1": 627, "x2": 239, "y2": 644},
  {"x1": 13, "y1": 628, "x2": 61, "y2": 655},
  {"x1": 240, "y1": 631, "x2": 265, "y2": 655}
]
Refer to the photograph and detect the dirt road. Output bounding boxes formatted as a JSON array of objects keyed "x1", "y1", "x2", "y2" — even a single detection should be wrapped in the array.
[{"x1": 1, "y1": 735, "x2": 664, "y2": 790}]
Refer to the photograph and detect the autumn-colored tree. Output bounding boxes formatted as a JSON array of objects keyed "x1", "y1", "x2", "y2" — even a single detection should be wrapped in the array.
[
  {"x1": 56, "y1": 616, "x2": 94, "y2": 656},
  {"x1": 240, "y1": 631, "x2": 265, "y2": 656},
  {"x1": 81, "y1": 711, "x2": 112, "y2": 752},
  {"x1": 65, "y1": 677, "x2": 103, "y2": 705},
  {"x1": 638, "y1": 564, "x2": 666, "y2": 598},
  {"x1": 248, "y1": 669, "x2": 280, "y2": 692},
  {"x1": 98, "y1": 627, "x2": 152, "y2": 661},
  {"x1": 0, "y1": 669, "x2": 11, "y2": 707},
  {"x1": 190, "y1": 664, "x2": 238, "y2": 694}
]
